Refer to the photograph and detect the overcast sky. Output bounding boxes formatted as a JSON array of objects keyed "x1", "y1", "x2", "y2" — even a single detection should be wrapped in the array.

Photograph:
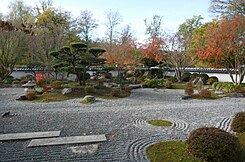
[{"x1": 0, "y1": 0, "x2": 214, "y2": 41}]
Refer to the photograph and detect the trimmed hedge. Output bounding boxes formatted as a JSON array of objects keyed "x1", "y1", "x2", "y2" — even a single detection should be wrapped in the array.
[
  {"x1": 231, "y1": 112, "x2": 245, "y2": 133},
  {"x1": 187, "y1": 127, "x2": 242, "y2": 162}
]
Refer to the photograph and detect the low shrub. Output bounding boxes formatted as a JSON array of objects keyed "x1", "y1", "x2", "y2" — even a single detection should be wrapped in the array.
[
  {"x1": 120, "y1": 85, "x2": 132, "y2": 93},
  {"x1": 199, "y1": 89, "x2": 211, "y2": 98},
  {"x1": 207, "y1": 76, "x2": 219, "y2": 85},
  {"x1": 164, "y1": 80, "x2": 173, "y2": 89},
  {"x1": 103, "y1": 72, "x2": 112, "y2": 79},
  {"x1": 12, "y1": 80, "x2": 20, "y2": 84},
  {"x1": 145, "y1": 79, "x2": 164, "y2": 88},
  {"x1": 50, "y1": 80, "x2": 63, "y2": 89},
  {"x1": 25, "y1": 90, "x2": 36, "y2": 100},
  {"x1": 165, "y1": 76, "x2": 177, "y2": 83},
  {"x1": 181, "y1": 72, "x2": 191, "y2": 82},
  {"x1": 3, "y1": 78, "x2": 14, "y2": 84},
  {"x1": 231, "y1": 112, "x2": 245, "y2": 133},
  {"x1": 211, "y1": 82, "x2": 219, "y2": 89},
  {"x1": 198, "y1": 73, "x2": 209, "y2": 84},
  {"x1": 185, "y1": 82, "x2": 194, "y2": 95},
  {"x1": 189, "y1": 73, "x2": 199, "y2": 81},
  {"x1": 84, "y1": 85, "x2": 95, "y2": 94},
  {"x1": 187, "y1": 127, "x2": 242, "y2": 162},
  {"x1": 233, "y1": 86, "x2": 245, "y2": 95},
  {"x1": 110, "y1": 88, "x2": 120, "y2": 97}
]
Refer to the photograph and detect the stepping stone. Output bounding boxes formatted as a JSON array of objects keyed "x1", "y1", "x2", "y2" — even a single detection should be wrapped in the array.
[
  {"x1": 0, "y1": 131, "x2": 60, "y2": 141},
  {"x1": 28, "y1": 134, "x2": 107, "y2": 147}
]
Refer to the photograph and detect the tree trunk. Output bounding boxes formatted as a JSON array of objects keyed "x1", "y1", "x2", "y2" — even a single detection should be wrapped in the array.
[{"x1": 82, "y1": 67, "x2": 86, "y2": 86}]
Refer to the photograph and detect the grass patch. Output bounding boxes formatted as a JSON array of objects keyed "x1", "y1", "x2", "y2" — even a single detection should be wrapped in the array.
[
  {"x1": 32, "y1": 85, "x2": 131, "y2": 102},
  {"x1": 238, "y1": 133, "x2": 245, "y2": 160},
  {"x1": 146, "y1": 141, "x2": 202, "y2": 162},
  {"x1": 147, "y1": 134, "x2": 245, "y2": 162},
  {"x1": 191, "y1": 92, "x2": 221, "y2": 100},
  {"x1": 148, "y1": 120, "x2": 172, "y2": 127},
  {"x1": 172, "y1": 83, "x2": 186, "y2": 89}
]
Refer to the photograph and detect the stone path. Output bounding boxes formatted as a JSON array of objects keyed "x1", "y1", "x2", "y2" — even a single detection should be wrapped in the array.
[
  {"x1": 0, "y1": 88, "x2": 245, "y2": 161},
  {"x1": 0, "y1": 131, "x2": 60, "y2": 141}
]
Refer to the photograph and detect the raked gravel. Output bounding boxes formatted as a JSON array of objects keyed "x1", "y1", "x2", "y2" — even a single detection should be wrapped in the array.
[{"x1": 0, "y1": 88, "x2": 245, "y2": 161}]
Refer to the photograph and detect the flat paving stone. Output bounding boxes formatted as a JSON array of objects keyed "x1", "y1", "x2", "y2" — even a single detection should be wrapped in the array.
[
  {"x1": 28, "y1": 134, "x2": 107, "y2": 147},
  {"x1": 0, "y1": 131, "x2": 61, "y2": 141}
]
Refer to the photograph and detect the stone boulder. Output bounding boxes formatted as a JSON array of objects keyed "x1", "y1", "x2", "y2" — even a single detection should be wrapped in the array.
[
  {"x1": 62, "y1": 88, "x2": 72, "y2": 95},
  {"x1": 82, "y1": 95, "x2": 96, "y2": 103},
  {"x1": 229, "y1": 93, "x2": 244, "y2": 98},
  {"x1": 182, "y1": 95, "x2": 192, "y2": 100}
]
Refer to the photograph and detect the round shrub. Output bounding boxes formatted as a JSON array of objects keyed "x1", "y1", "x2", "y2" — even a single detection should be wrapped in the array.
[
  {"x1": 187, "y1": 127, "x2": 242, "y2": 162},
  {"x1": 181, "y1": 72, "x2": 191, "y2": 82},
  {"x1": 231, "y1": 112, "x2": 245, "y2": 133},
  {"x1": 25, "y1": 90, "x2": 36, "y2": 100},
  {"x1": 233, "y1": 85, "x2": 245, "y2": 95},
  {"x1": 185, "y1": 82, "x2": 194, "y2": 95},
  {"x1": 198, "y1": 73, "x2": 209, "y2": 84},
  {"x1": 145, "y1": 79, "x2": 159, "y2": 88},
  {"x1": 164, "y1": 80, "x2": 173, "y2": 89},
  {"x1": 199, "y1": 89, "x2": 211, "y2": 98},
  {"x1": 207, "y1": 76, "x2": 219, "y2": 85}
]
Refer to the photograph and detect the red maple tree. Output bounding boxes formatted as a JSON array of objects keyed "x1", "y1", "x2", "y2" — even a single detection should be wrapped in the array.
[{"x1": 197, "y1": 17, "x2": 245, "y2": 84}]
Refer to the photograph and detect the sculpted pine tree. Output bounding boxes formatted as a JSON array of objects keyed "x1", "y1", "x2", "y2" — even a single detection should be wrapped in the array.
[{"x1": 49, "y1": 42, "x2": 106, "y2": 85}]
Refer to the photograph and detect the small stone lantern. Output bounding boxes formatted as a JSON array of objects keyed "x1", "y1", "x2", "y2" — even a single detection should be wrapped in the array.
[{"x1": 22, "y1": 81, "x2": 36, "y2": 92}]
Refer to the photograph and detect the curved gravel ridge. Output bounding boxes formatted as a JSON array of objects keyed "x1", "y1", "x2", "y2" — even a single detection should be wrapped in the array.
[{"x1": 0, "y1": 88, "x2": 245, "y2": 161}]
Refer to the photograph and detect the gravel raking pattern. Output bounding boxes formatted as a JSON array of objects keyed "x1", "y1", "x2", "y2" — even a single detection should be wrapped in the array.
[
  {"x1": 1, "y1": 88, "x2": 245, "y2": 161},
  {"x1": 172, "y1": 119, "x2": 189, "y2": 131},
  {"x1": 217, "y1": 117, "x2": 232, "y2": 132}
]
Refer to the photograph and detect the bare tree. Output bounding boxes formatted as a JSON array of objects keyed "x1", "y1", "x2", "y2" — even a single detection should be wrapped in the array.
[
  {"x1": 209, "y1": 0, "x2": 245, "y2": 18},
  {"x1": 77, "y1": 10, "x2": 98, "y2": 44},
  {"x1": 104, "y1": 10, "x2": 122, "y2": 45},
  {"x1": 120, "y1": 24, "x2": 133, "y2": 44},
  {"x1": 144, "y1": 15, "x2": 163, "y2": 39}
]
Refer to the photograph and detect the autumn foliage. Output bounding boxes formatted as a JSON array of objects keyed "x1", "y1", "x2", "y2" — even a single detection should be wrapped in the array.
[
  {"x1": 196, "y1": 17, "x2": 245, "y2": 84},
  {"x1": 197, "y1": 17, "x2": 245, "y2": 67},
  {"x1": 139, "y1": 37, "x2": 166, "y2": 63}
]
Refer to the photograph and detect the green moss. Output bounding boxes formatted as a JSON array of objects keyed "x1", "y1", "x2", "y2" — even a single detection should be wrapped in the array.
[
  {"x1": 148, "y1": 120, "x2": 172, "y2": 127},
  {"x1": 146, "y1": 141, "x2": 202, "y2": 162}
]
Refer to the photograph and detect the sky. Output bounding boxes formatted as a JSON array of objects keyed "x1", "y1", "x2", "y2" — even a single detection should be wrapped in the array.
[{"x1": 0, "y1": 0, "x2": 214, "y2": 41}]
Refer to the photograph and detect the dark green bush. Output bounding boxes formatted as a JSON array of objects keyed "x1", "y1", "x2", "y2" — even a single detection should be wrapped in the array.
[
  {"x1": 181, "y1": 72, "x2": 191, "y2": 82},
  {"x1": 84, "y1": 85, "x2": 95, "y2": 94},
  {"x1": 50, "y1": 80, "x2": 63, "y2": 89},
  {"x1": 165, "y1": 76, "x2": 177, "y2": 83},
  {"x1": 3, "y1": 78, "x2": 14, "y2": 84},
  {"x1": 207, "y1": 76, "x2": 219, "y2": 85},
  {"x1": 187, "y1": 127, "x2": 242, "y2": 162},
  {"x1": 198, "y1": 73, "x2": 209, "y2": 84},
  {"x1": 189, "y1": 73, "x2": 199, "y2": 81},
  {"x1": 145, "y1": 79, "x2": 164, "y2": 88},
  {"x1": 231, "y1": 112, "x2": 245, "y2": 133}
]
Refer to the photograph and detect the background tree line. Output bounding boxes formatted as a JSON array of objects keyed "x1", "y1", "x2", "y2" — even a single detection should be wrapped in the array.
[{"x1": 0, "y1": 0, "x2": 244, "y2": 84}]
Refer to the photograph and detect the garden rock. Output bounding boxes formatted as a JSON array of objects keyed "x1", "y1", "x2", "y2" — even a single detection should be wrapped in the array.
[
  {"x1": 182, "y1": 95, "x2": 192, "y2": 100},
  {"x1": 229, "y1": 93, "x2": 244, "y2": 98},
  {"x1": 62, "y1": 88, "x2": 72, "y2": 95},
  {"x1": 82, "y1": 95, "x2": 96, "y2": 103},
  {"x1": 16, "y1": 95, "x2": 27, "y2": 101}
]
